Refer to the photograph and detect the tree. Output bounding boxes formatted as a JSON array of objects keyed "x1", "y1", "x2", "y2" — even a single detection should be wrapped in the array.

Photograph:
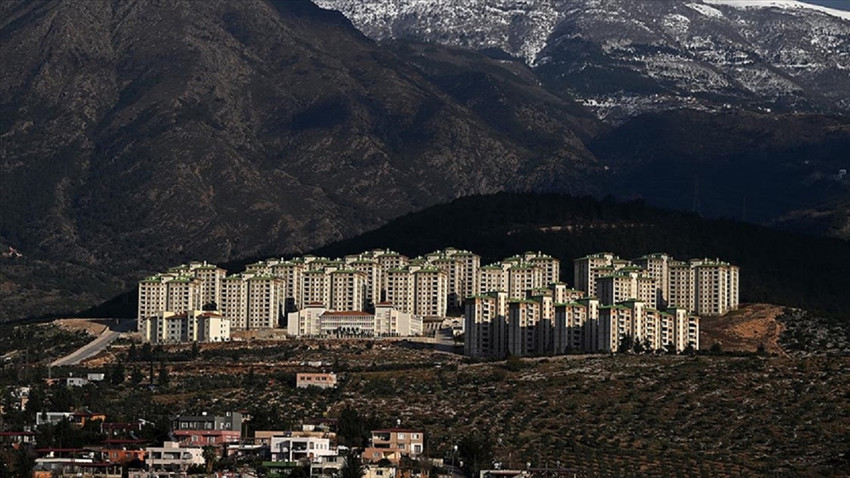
[
  {"x1": 140, "y1": 343, "x2": 153, "y2": 362},
  {"x1": 340, "y1": 450, "x2": 365, "y2": 478},
  {"x1": 157, "y1": 362, "x2": 170, "y2": 388},
  {"x1": 617, "y1": 333, "x2": 632, "y2": 354},
  {"x1": 130, "y1": 367, "x2": 144, "y2": 386},
  {"x1": 203, "y1": 446, "x2": 218, "y2": 476},
  {"x1": 457, "y1": 432, "x2": 493, "y2": 477},
  {"x1": 191, "y1": 341, "x2": 200, "y2": 360},
  {"x1": 110, "y1": 363, "x2": 125, "y2": 385},
  {"x1": 127, "y1": 343, "x2": 138, "y2": 361}
]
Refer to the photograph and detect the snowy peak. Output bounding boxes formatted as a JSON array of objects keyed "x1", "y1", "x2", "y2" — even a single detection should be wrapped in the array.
[
  {"x1": 316, "y1": 0, "x2": 850, "y2": 120},
  {"x1": 705, "y1": 0, "x2": 850, "y2": 21}
]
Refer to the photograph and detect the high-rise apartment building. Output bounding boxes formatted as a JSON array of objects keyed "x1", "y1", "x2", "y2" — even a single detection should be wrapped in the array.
[{"x1": 413, "y1": 267, "x2": 448, "y2": 317}]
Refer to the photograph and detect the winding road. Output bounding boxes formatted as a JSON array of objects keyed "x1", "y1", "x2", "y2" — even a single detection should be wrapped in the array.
[{"x1": 50, "y1": 319, "x2": 136, "y2": 367}]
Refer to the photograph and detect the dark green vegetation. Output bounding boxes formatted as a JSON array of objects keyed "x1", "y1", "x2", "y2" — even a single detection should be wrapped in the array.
[
  {"x1": 0, "y1": 323, "x2": 91, "y2": 366},
  {"x1": 2, "y1": 337, "x2": 847, "y2": 477},
  {"x1": 313, "y1": 194, "x2": 850, "y2": 318},
  {"x1": 590, "y1": 110, "x2": 850, "y2": 234}
]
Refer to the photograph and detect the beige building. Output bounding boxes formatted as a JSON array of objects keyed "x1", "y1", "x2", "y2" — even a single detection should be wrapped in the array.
[
  {"x1": 247, "y1": 276, "x2": 283, "y2": 329},
  {"x1": 413, "y1": 267, "x2": 448, "y2": 317},
  {"x1": 296, "y1": 373, "x2": 338, "y2": 389},
  {"x1": 574, "y1": 252, "x2": 619, "y2": 297},
  {"x1": 302, "y1": 270, "x2": 331, "y2": 309},
  {"x1": 329, "y1": 269, "x2": 367, "y2": 312},
  {"x1": 286, "y1": 305, "x2": 422, "y2": 337},
  {"x1": 270, "y1": 260, "x2": 304, "y2": 311},
  {"x1": 139, "y1": 310, "x2": 231, "y2": 343},
  {"x1": 478, "y1": 264, "x2": 507, "y2": 296},
  {"x1": 507, "y1": 264, "x2": 542, "y2": 300},
  {"x1": 578, "y1": 252, "x2": 738, "y2": 316},
  {"x1": 363, "y1": 428, "x2": 425, "y2": 464},
  {"x1": 287, "y1": 303, "x2": 326, "y2": 336},
  {"x1": 383, "y1": 268, "x2": 414, "y2": 314},
  {"x1": 693, "y1": 259, "x2": 740, "y2": 316},
  {"x1": 525, "y1": 251, "x2": 560, "y2": 286},
  {"x1": 221, "y1": 273, "x2": 250, "y2": 330},
  {"x1": 464, "y1": 291, "x2": 508, "y2": 358}
]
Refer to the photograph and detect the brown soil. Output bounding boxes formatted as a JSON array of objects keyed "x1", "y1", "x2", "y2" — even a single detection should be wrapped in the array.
[
  {"x1": 53, "y1": 318, "x2": 109, "y2": 336},
  {"x1": 700, "y1": 303, "x2": 787, "y2": 356}
]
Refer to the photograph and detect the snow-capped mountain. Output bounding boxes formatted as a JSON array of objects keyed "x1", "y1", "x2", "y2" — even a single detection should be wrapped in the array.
[{"x1": 316, "y1": 0, "x2": 850, "y2": 120}]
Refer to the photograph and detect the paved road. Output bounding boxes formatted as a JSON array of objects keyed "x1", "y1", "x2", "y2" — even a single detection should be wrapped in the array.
[{"x1": 50, "y1": 319, "x2": 136, "y2": 367}]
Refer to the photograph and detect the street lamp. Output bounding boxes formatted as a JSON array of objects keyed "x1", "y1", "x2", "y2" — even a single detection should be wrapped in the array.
[{"x1": 452, "y1": 445, "x2": 458, "y2": 474}]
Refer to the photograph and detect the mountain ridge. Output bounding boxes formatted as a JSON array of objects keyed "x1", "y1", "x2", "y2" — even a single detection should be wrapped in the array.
[{"x1": 317, "y1": 0, "x2": 850, "y2": 120}]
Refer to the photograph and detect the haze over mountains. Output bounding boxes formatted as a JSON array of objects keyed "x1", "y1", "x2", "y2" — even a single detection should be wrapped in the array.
[{"x1": 0, "y1": 0, "x2": 848, "y2": 321}]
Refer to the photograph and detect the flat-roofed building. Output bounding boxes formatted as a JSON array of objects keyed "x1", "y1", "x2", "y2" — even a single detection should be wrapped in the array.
[
  {"x1": 479, "y1": 264, "x2": 507, "y2": 295},
  {"x1": 302, "y1": 270, "x2": 330, "y2": 310},
  {"x1": 384, "y1": 268, "x2": 414, "y2": 314},
  {"x1": 286, "y1": 303, "x2": 326, "y2": 336},
  {"x1": 247, "y1": 276, "x2": 283, "y2": 329},
  {"x1": 221, "y1": 273, "x2": 250, "y2": 330},
  {"x1": 329, "y1": 269, "x2": 367, "y2": 312},
  {"x1": 296, "y1": 373, "x2": 338, "y2": 389},
  {"x1": 413, "y1": 267, "x2": 448, "y2": 317},
  {"x1": 464, "y1": 292, "x2": 508, "y2": 358}
]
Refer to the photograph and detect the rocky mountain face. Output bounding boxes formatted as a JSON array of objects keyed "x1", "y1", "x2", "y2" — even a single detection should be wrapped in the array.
[
  {"x1": 0, "y1": 0, "x2": 600, "y2": 321},
  {"x1": 317, "y1": 0, "x2": 850, "y2": 121}
]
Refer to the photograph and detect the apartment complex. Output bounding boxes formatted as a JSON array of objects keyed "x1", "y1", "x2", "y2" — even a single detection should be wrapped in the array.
[
  {"x1": 574, "y1": 252, "x2": 739, "y2": 315},
  {"x1": 465, "y1": 288, "x2": 699, "y2": 358},
  {"x1": 139, "y1": 248, "x2": 559, "y2": 334}
]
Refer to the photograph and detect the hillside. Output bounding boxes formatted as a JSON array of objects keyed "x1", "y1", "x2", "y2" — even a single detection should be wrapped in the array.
[
  {"x1": 4, "y1": 333, "x2": 847, "y2": 477},
  {"x1": 0, "y1": 0, "x2": 599, "y2": 322},
  {"x1": 311, "y1": 193, "x2": 850, "y2": 317}
]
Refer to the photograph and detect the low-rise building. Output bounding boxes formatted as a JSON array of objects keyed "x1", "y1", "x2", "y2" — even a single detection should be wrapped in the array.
[
  {"x1": 172, "y1": 412, "x2": 242, "y2": 447},
  {"x1": 296, "y1": 373, "x2": 338, "y2": 389}
]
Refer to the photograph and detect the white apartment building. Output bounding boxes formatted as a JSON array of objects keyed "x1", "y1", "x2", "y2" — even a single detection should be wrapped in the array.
[
  {"x1": 138, "y1": 274, "x2": 169, "y2": 329},
  {"x1": 376, "y1": 250, "x2": 409, "y2": 276},
  {"x1": 329, "y1": 269, "x2": 367, "y2": 311},
  {"x1": 413, "y1": 267, "x2": 448, "y2": 317},
  {"x1": 302, "y1": 270, "x2": 331, "y2": 309},
  {"x1": 433, "y1": 256, "x2": 465, "y2": 309},
  {"x1": 146, "y1": 442, "x2": 204, "y2": 470},
  {"x1": 139, "y1": 310, "x2": 231, "y2": 343},
  {"x1": 668, "y1": 261, "x2": 695, "y2": 312},
  {"x1": 507, "y1": 264, "x2": 543, "y2": 300},
  {"x1": 574, "y1": 252, "x2": 618, "y2": 297},
  {"x1": 383, "y1": 268, "x2": 414, "y2": 313},
  {"x1": 596, "y1": 270, "x2": 658, "y2": 309},
  {"x1": 247, "y1": 276, "x2": 283, "y2": 329},
  {"x1": 525, "y1": 251, "x2": 560, "y2": 286},
  {"x1": 479, "y1": 264, "x2": 507, "y2": 296},
  {"x1": 349, "y1": 259, "x2": 381, "y2": 308},
  {"x1": 271, "y1": 261, "x2": 304, "y2": 311},
  {"x1": 454, "y1": 251, "x2": 481, "y2": 303},
  {"x1": 221, "y1": 273, "x2": 250, "y2": 330},
  {"x1": 269, "y1": 435, "x2": 334, "y2": 463},
  {"x1": 374, "y1": 303, "x2": 422, "y2": 336},
  {"x1": 553, "y1": 300, "x2": 593, "y2": 354},
  {"x1": 464, "y1": 291, "x2": 508, "y2": 358},
  {"x1": 633, "y1": 253, "x2": 672, "y2": 307},
  {"x1": 507, "y1": 298, "x2": 551, "y2": 357},
  {"x1": 693, "y1": 259, "x2": 740, "y2": 316},
  {"x1": 578, "y1": 252, "x2": 739, "y2": 316}
]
